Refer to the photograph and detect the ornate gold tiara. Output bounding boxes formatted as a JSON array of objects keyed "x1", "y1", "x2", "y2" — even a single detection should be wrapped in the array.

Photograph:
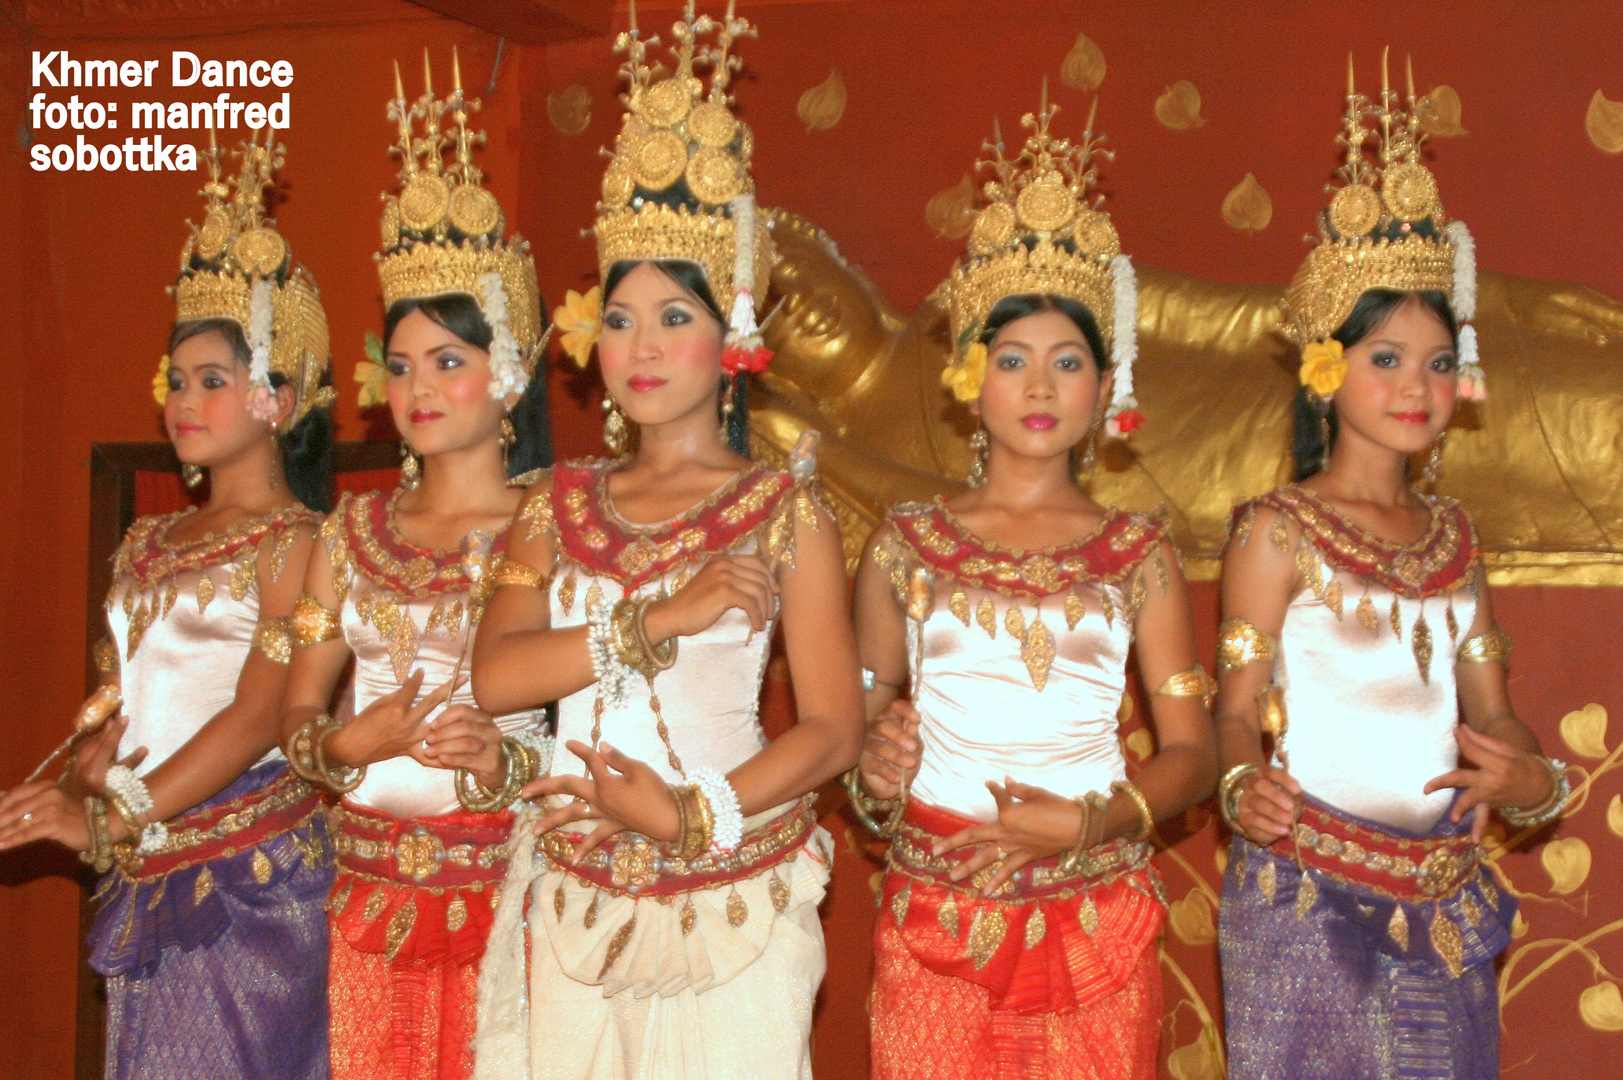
[
  {"x1": 376, "y1": 49, "x2": 542, "y2": 393},
  {"x1": 594, "y1": 1, "x2": 775, "y2": 368},
  {"x1": 1282, "y1": 52, "x2": 1467, "y2": 348},
  {"x1": 942, "y1": 86, "x2": 1142, "y2": 434},
  {"x1": 172, "y1": 127, "x2": 333, "y2": 424}
]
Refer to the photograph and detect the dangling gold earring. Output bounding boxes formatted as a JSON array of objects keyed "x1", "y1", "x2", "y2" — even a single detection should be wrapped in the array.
[
  {"x1": 1420, "y1": 430, "x2": 1448, "y2": 490},
  {"x1": 718, "y1": 377, "x2": 737, "y2": 440},
  {"x1": 399, "y1": 441, "x2": 421, "y2": 491},
  {"x1": 967, "y1": 427, "x2": 989, "y2": 488},
  {"x1": 267, "y1": 424, "x2": 281, "y2": 492},
  {"x1": 602, "y1": 395, "x2": 629, "y2": 456},
  {"x1": 1079, "y1": 423, "x2": 1099, "y2": 475},
  {"x1": 182, "y1": 464, "x2": 205, "y2": 490},
  {"x1": 499, "y1": 415, "x2": 517, "y2": 472}
]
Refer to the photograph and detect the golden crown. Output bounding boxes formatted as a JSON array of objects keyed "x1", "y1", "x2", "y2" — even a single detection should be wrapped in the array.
[
  {"x1": 1282, "y1": 52, "x2": 1466, "y2": 348},
  {"x1": 594, "y1": 1, "x2": 774, "y2": 340},
  {"x1": 173, "y1": 127, "x2": 333, "y2": 425},
  {"x1": 377, "y1": 49, "x2": 543, "y2": 390},
  {"x1": 942, "y1": 86, "x2": 1142, "y2": 434}
]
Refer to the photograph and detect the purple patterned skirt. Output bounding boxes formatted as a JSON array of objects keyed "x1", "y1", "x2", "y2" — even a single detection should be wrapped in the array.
[
  {"x1": 88, "y1": 761, "x2": 335, "y2": 1080},
  {"x1": 1219, "y1": 795, "x2": 1514, "y2": 1080}
]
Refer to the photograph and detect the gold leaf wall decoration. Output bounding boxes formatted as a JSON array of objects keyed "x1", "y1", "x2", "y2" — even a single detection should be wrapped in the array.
[
  {"x1": 1609, "y1": 794, "x2": 1623, "y2": 839},
  {"x1": 798, "y1": 68, "x2": 847, "y2": 132},
  {"x1": 1060, "y1": 33, "x2": 1106, "y2": 93},
  {"x1": 1561, "y1": 702, "x2": 1610, "y2": 759},
  {"x1": 925, "y1": 174, "x2": 977, "y2": 239},
  {"x1": 1155, "y1": 81, "x2": 1205, "y2": 130},
  {"x1": 1586, "y1": 89, "x2": 1623, "y2": 154},
  {"x1": 1579, "y1": 981, "x2": 1623, "y2": 1031},
  {"x1": 1166, "y1": 1032, "x2": 1219, "y2": 1080},
  {"x1": 1542, "y1": 836, "x2": 1592, "y2": 895},
  {"x1": 1221, "y1": 173, "x2": 1272, "y2": 232},
  {"x1": 1169, "y1": 890, "x2": 1216, "y2": 945},
  {"x1": 1416, "y1": 85, "x2": 1467, "y2": 137},
  {"x1": 547, "y1": 85, "x2": 591, "y2": 136},
  {"x1": 1126, "y1": 728, "x2": 1155, "y2": 761}
]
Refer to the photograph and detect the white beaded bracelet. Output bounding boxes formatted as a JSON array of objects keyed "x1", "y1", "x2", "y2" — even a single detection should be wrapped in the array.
[
  {"x1": 585, "y1": 597, "x2": 630, "y2": 708},
  {"x1": 691, "y1": 766, "x2": 744, "y2": 851},
  {"x1": 104, "y1": 764, "x2": 170, "y2": 855}
]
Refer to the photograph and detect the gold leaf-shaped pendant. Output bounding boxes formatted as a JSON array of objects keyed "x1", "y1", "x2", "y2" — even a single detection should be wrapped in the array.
[
  {"x1": 938, "y1": 893, "x2": 961, "y2": 938},
  {"x1": 891, "y1": 882, "x2": 911, "y2": 927},
  {"x1": 251, "y1": 848, "x2": 273, "y2": 884},
  {"x1": 1257, "y1": 859, "x2": 1278, "y2": 904},
  {"x1": 443, "y1": 599, "x2": 465, "y2": 636},
  {"x1": 1387, "y1": 905, "x2": 1411, "y2": 951},
  {"x1": 193, "y1": 865, "x2": 215, "y2": 905},
  {"x1": 554, "y1": 884, "x2": 567, "y2": 921},
  {"x1": 726, "y1": 887, "x2": 749, "y2": 928},
  {"x1": 1022, "y1": 620, "x2": 1056, "y2": 692},
  {"x1": 557, "y1": 569, "x2": 577, "y2": 616},
  {"x1": 598, "y1": 915, "x2": 636, "y2": 979},
  {"x1": 1079, "y1": 894, "x2": 1100, "y2": 935},
  {"x1": 1024, "y1": 906, "x2": 1047, "y2": 948},
  {"x1": 144, "y1": 876, "x2": 168, "y2": 911},
  {"x1": 196, "y1": 572, "x2": 215, "y2": 613},
  {"x1": 584, "y1": 581, "x2": 604, "y2": 617},
  {"x1": 1129, "y1": 574, "x2": 1148, "y2": 621},
  {"x1": 1412, "y1": 611, "x2": 1434, "y2": 683},
  {"x1": 1294, "y1": 872, "x2": 1318, "y2": 920},
  {"x1": 447, "y1": 897, "x2": 468, "y2": 933},
  {"x1": 1269, "y1": 517, "x2": 1290, "y2": 553},
  {"x1": 1430, "y1": 912, "x2": 1465, "y2": 978},
  {"x1": 769, "y1": 870, "x2": 791, "y2": 914},
  {"x1": 965, "y1": 906, "x2": 1008, "y2": 970},
  {"x1": 1446, "y1": 602, "x2": 1460, "y2": 645},
  {"x1": 1064, "y1": 592, "x2": 1085, "y2": 631},
  {"x1": 1295, "y1": 541, "x2": 1324, "y2": 600},
  {"x1": 230, "y1": 556, "x2": 255, "y2": 601},
  {"x1": 1004, "y1": 603, "x2": 1026, "y2": 639},
  {"x1": 949, "y1": 588, "x2": 971, "y2": 627},
  {"x1": 976, "y1": 596, "x2": 997, "y2": 639},
  {"x1": 1099, "y1": 586, "x2": 1116, "y2": 629},
  {"x1": 583, "y1": 890, "x2": 600, "y2": 929},
  {"x1": 1324, "y1": 579, "x2": 1344, "y2": 619},
  {"x1": 1357, "y1": 592, "x2": 1378, "y2": 635},
  {"x1": 162, "y1": 576, "x2": 178, "y2": 617},
  {"x1": 424, "y1": 598, "x2": 446, "y2": 636},
  {"x1": 1460, "y1": 890, "x2": 1482, "y2": 927},
  {"x1": 384, "y1": 898, "x2": 417, "y2": 961},
  {"x1": 680, "y1": 897, "x2": 697, "y2": 936},
  {"x1": 1390, "y1": 596, "x2": 1404, "y2": 641}
]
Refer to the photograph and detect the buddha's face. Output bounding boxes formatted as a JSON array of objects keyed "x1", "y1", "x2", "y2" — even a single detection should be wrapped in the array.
[{"x1": 762, "y1": 215, "x2": 891, "y2": 401}]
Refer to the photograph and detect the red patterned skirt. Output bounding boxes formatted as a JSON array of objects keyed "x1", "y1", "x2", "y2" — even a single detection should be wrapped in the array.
[{"x1": 870, "y1": 801, "x2": 1166, "y2": 1080}]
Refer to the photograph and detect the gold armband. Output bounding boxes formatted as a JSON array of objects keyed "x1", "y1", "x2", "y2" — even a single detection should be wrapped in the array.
[
  {"x1": 291, "y1": 593, "x2": 342, "y2": 647},
  {"x1": 1155, "y1": 664, "x2": 1216, "y2": 708},
  {"x1": 1457, "y1": 627, "x2": 1513, "y2": 664},
  {"x1": 1110, "y1": 779, "x2": 1155, "y2": 842},
  {"x1": 1218, "y1": 618, "x2": 1277, "y2": 671},
  {"x1": 492, "y1": 558, "x2": 549, "y2": 591},
  {"x1": 92, "y1": 635, "x2": 120, "y2": 676},
  {"x1": 251, "y1": 616, "x2": 293, "y2": 665}
]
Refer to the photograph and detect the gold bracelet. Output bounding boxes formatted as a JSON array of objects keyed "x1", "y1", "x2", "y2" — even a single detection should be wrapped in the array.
[
  {"x1": 1218, "y1": 763, "x2": 1258, "y2": 831},
  {"x1": 291, "y1": 714, "x2": 365, "y2": 794},
  {"x1": 841, "y1": 768, "x2": 904, "y2": 839},
  {"x1": 1155, "y1": 665, "x2": 1216, "y2": 708},
  {"x1": 609, "y1": 598, "x2": 656, "y2": 679},
  {"x1": 1457, "y1": 627, "x2": 1513, "y2": 665},
  {"x1": 80, "y1": 797, "x2": 115, "y2": 873},
  {"x1": 291, "y1": 593, "x2": 342, "y2": 647},
  {"x1": 1501, "y1": 756, "x2": 1570, "y2": 830},
  {"x1": 671, "y1": 783, "x2": 714, "y2": 861},
  {"x1": 630, "y1": 596, "x2": 677, "y2": 672},
  {"x1": 107, "y1": 793, "x2": 145, "y2": 837},
  {"x1": 251, "y1": 616, "x2": 293, "y2": 665},
  {"x1": 456, "y1": 739, "x2": 527, "y2": 813},
  {"x1": 492, "y1": 558, "x2": 549, "y2": 591},
  {"x1": 1218, "y1": 618, "x2": 1277, "y2": 672},
  {"x1": 1111, "y1": 780, "x2": 1155, "y2": 842}
]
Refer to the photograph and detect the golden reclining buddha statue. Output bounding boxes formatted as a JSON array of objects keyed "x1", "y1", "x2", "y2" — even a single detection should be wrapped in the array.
[{"x1": 750, "y1": 210, "x2": 1623, "y2": 585}]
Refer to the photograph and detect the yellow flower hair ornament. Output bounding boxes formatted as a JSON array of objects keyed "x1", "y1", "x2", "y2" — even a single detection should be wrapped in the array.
[
  {"x1": 152, "y1": 355, "x2": 171, "y2": 406},
  {"x1": 1299, "y1": 338, "x2": 1347, "y2": 399},
  {"x1": 942, "y1": 341, "x2": 988, "y2": 403},
  {"x1": 355, "y1": 331, "x2": 389, "y2": 409},
  {"x1": 554, "y1": 286, "x2": 603, "y2": 370}
]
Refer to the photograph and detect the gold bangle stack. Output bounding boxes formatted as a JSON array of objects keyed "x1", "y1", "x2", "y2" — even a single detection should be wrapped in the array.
[
  {"x1": 455, "y1": 736, "x2": 539, "y2": 813},
  {"x1": 1217, "y1": 618, "x2": 1278, "y2": 672},
  {"x1": 1064, "y1": 790, "x2": 1110, "y2": 871},
  {"x1": 1500, "y1": 756, "x2": 1570, "y2": 830},
  {"x1": 1111, "y1": 779, "x2": 1155, "y2": 842},
  {"x1": 80, "y1": 797, "x2": 115, "y2": 873},
  {"x1": 842, "y1": 767, "x2": 906, "y2": 839},
  {"x1": 610, "y1": 597, "x2": 678, "y2": 680},
  {"x1": 1218, "y1": 763, "x2": 1259, "y2": 831},
  {"x1": 668, "y1": 782, "x2": 716, "y2": 861},
  {"x1": 286, "y1": 713, "x2": 365, "y2": 794},
  {"x1": 107, "y1": 793, "x2": 146, "y2": 837}
]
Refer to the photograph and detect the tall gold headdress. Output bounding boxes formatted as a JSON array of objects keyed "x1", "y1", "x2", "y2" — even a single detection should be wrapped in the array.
[
  {"x1": 377, "y1": 49, "x2": 543, "y2": 401},
  {"x1": 940, "y1": 85, "x2": 1143, "y2": 437},
  {"x1": 557, "y1": 0, "x2": 775, "y2": 375},
  {"x1": 1283, "y1": 51, "x2": 1485, "y2": 400},
  {"x1": 166, "y1": 127, "x2": 333, "y2": 425}
]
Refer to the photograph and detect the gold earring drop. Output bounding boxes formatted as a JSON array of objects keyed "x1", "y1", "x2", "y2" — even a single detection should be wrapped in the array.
[
  {"x1": 500, "y1": 415, "x2": 517, "y2": 472},
  {"x1": 1420, "y1": 430, "x2": 1448, "y2": 490},
  {"x1": 1079, "y1": 424, "x2": 1099, "y2": 475},
  {"x1": 967, "y1": 427, "x2": 989, "y2": 488},
  {"x1": 182, "y1": 464, "x2": 205, "y2": 490},
  {"x1": 268, "y1": 424, "x2": 280, "y2": 491},
  {"x1": 719, "y1": 377, "x2": 737, "y2": 440},
  {"x1": 399, "y1": 441, "x2": 421, "y2": 491},
  {"x1": 602, "y1": 395, "x2": 629, "y2": 456}
]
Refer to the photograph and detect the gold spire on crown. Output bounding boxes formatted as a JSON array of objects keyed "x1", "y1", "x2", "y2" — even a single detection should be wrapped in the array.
[
  {"x1": 1282, "y1": 51, "x2": 1460, "y2": 347},
  {"x1": 376, "y1": 48, "x2": 543, "y2": 374},
  {"x1": 172, "y1": 126, "x2": 333, "y2": 424},
  {"x1": 593, "y1": 0, "x2": 774, "y2": 331}
]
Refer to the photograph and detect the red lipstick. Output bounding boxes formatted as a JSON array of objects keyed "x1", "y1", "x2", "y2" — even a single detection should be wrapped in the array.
[
  {"x1": 1020, "y1": 413, "x2": 1058, "y2": 431},
  {"x1": 627, "y1": 375, "x2": 667, "y2": 392},
  {"x1": 173, "y1": 422, "x2": 205, "y2": 438},
  {"x1": 409, "y1": 408, "x2": 445, "y2": 425},
  {"x1": 1391, "y1": 411, "x2": 1431, "y2": 425}
]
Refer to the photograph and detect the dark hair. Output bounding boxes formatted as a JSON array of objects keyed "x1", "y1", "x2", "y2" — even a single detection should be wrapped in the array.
[
  {"x1": 382, "y1": 294, "x2": 554, "y2": 479},
  {"x1": 167, "y1": 318, "x2": 335, "y2": 511},
  {"x1": 601, "y1": 258, "x2": 750, "y2": 456},
  {"x1": 979, "y1": 294, "x2": 1111, "y2": 373},
  {"x1": 1290, "y1": 288, "x2": 1458, "y2": 481}
]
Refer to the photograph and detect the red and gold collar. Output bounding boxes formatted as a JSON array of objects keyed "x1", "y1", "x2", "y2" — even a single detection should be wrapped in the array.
[
  {"x1": 336, "y1": 489, "x2": 510, "y2": 598},
  {"x1": 117, "y1": 505, "x2": 318, "y2": 587}
]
